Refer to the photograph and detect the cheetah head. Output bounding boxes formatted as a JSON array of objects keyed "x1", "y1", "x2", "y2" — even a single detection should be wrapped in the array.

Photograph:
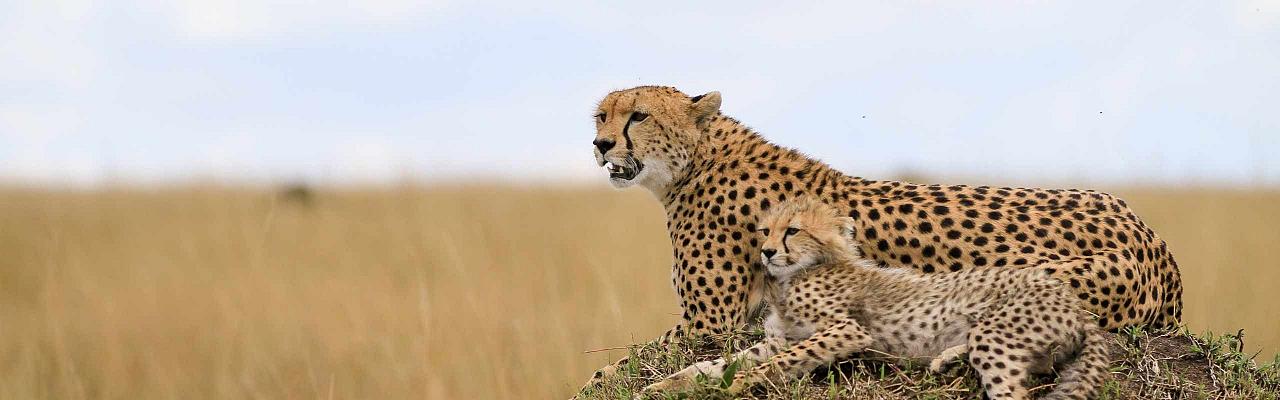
[
  {"x1": 757, "y1": 197, "x2": 861, "y2": 279},
  {"x1": 592, "y1": 86, "x2": 721, "y2": 192}
]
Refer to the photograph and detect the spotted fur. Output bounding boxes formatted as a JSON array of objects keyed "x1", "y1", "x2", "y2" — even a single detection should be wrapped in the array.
[
  {"x1": 648, "y1": 198, "x2": 1110, "y2": 400},
  {"x1": 576, "y1": 86, "x2": 1181, "y2": 394}
]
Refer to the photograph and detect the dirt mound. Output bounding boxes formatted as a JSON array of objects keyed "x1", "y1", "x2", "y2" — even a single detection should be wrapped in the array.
[{"x1": 583, "y1": 328, "x2": 1279, "y2": 399}]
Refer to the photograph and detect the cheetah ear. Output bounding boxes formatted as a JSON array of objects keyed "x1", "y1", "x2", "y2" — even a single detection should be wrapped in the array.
[{"x1": 688, "y1": 91, "x2": 721, "y2": 122}]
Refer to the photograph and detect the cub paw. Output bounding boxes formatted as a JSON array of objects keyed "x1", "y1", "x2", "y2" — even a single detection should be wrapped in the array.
[{"x1": 928, "y1": 357, "x2": 949, "y2": 374}]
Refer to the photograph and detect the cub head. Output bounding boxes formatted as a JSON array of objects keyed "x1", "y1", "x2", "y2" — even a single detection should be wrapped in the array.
[
  {"x1": 592, "y1": 86, "x2": 721, "y2": 191},
  {"x1": 757, "y1": 197, "x2": 860, "y2": 278}
]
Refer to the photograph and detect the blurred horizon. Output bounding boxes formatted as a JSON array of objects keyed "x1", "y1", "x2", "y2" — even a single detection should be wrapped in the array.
[
  {"x1": 2, "y1": 184, "x2": 1278, "y2": 399},
  {"x1": 3, "y1": 1, "x2": 1279, "y2": 188}
]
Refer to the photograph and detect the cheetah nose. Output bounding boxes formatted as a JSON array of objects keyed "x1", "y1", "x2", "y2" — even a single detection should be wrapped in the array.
[
  {"x1": 593, "y1": 138, "x2": 615, "y2": 155},
  {"x1": 762, "y1": 248, "x2": 777, "y2": 258}
]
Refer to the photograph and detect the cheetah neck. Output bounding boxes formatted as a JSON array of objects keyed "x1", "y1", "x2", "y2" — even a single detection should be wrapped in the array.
[
  {"x1": 761, "y1": 274, "x2": 790, "y2": 316},
  {"x1": 658, "y1": 113, "x2": 874, "y2": 210},
  {"x1": 827, "y1": 258, "x2": 929, "y2": 312}
]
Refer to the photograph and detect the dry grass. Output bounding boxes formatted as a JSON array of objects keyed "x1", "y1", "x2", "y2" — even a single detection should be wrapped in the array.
[
  {"x1": 1115, "y1": 188, "x2": 1280, "y2": 360},
  {"x1": 0, "y1": 184, "x2": 1276, "y2": 399}
]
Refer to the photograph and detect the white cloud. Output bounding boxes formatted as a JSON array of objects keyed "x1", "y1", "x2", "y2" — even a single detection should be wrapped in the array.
[
  {"x1": 0, "y1": 0, "x2": 100, "y2": 90},
  {"x1": 0, "y1": 104, "x2": 81, "y2": 142},
  {"x1": 157, "y1": 0, "x2": 452, "y2": 40}
]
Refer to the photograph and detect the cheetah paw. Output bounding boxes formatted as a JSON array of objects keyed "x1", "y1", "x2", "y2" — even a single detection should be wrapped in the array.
[
  {"x1": 928, "y1": 357, "x2": 949, "y2": 374},
  {"x1": 641, "y1": 376, "x2": 697, "y2": 394}
]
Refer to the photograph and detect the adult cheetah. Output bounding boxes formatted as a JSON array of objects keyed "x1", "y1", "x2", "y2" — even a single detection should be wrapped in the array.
[
  {"x1": 645, "y1": 197, "x2": 1109, "y2": 400},
  {"x1": 579, "y1": 85, "x2": 1181, "y2": 392}
]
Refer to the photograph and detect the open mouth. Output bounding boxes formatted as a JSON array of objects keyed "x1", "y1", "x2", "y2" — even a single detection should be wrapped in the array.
[{"x1": 603, "y1": 160, "x2": 642, "y2": 181}]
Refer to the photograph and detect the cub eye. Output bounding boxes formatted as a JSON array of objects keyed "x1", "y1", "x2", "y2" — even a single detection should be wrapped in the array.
[
  {"x1": 596, "y1": 112, "x2": 606, "y2": 122},
  {"x1": 630, "y1": 112, "x2": 649, "y2": 122},
  {"x1": 785, "y1": 227, "x2": 800, "y2": 235},
  {"x1": 759, "y1": 228, "x2": 770, "y2": 236}
]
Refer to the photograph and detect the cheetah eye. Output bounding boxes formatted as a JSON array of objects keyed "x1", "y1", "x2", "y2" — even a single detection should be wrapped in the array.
[
  {"x1": 630, "y1": 112, "x2": 649, "y2": 122},
  {"x1": 785, "y1": 227, "x2": 800, "y2": 235},
  {"x1": 596, "y1": 112, "x2": 606, "y2": 122},
  {"x1": 759, "y1": 228, "x2": 770, "y2": 236}
]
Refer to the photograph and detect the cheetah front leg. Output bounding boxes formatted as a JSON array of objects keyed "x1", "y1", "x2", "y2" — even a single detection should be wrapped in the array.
[
  {"x1": 727, "y1": 320, "x2": 873, "y2": 394},
  {"x1": 642, "y1": 336, "x2": 787, "y2": 393},
  {"x1": 572, "y1": 324, "x2": 685, "y2": 399}
]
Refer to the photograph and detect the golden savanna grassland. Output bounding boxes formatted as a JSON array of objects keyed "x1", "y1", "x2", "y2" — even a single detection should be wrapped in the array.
[{"x1": 0, "y1": 184, "x2": 1276, "y2": 399}]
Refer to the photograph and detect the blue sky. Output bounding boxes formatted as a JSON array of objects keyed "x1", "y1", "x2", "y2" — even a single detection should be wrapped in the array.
[{"x1": 2, "y1": 1, "x2": 1278, "y2": 186}]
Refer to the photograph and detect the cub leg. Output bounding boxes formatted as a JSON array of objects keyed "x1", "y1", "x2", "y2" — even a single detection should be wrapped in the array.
[{"x1": 727, "y1": 320, "x2": 872, "y2": 394}]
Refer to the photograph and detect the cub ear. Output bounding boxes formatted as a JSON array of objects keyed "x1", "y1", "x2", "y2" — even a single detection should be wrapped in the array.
[{"x1": 688, "y1": 91, "x2": 722, "y2": 121}]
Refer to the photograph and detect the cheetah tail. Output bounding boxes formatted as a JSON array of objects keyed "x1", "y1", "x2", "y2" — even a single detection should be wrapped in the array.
[{"x1": 1043, "y1": 327, "x2": 1110, "y2": 400}]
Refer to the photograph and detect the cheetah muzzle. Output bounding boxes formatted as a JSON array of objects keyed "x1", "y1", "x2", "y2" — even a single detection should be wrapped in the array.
[{"x1": 601, "y1": 158, "x2": 642, "y2": 182}]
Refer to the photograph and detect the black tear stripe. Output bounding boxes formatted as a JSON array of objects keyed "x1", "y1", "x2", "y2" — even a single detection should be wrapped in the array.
[
  {"x1": 782, "y1": 233, "x2": 791, "y2": 254},
  {"x1": 621, "y1": 114, "x2": 634, "y2": 150},
  {"x1": 621, "y1": 95, "x2": 637, "y2": 151}
]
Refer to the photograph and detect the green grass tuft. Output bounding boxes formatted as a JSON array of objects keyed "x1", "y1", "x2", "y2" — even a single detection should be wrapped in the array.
[{"x1": 583, "y1": 327, "x2": 1280, "y2": 399}]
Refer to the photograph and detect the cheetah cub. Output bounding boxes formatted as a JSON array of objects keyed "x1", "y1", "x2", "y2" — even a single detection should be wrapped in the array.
[{"x1": 645, "y1": 197, "x2": 1109, "y2": 400}]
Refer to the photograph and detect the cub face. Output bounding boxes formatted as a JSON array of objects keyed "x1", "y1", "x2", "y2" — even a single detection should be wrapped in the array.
[
  {"x1": 592, "y1": 86, "x2": 721, "y2": 191},
  {"x1": 757, "y1": 197, "x2": 857, "y2": 279}
]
